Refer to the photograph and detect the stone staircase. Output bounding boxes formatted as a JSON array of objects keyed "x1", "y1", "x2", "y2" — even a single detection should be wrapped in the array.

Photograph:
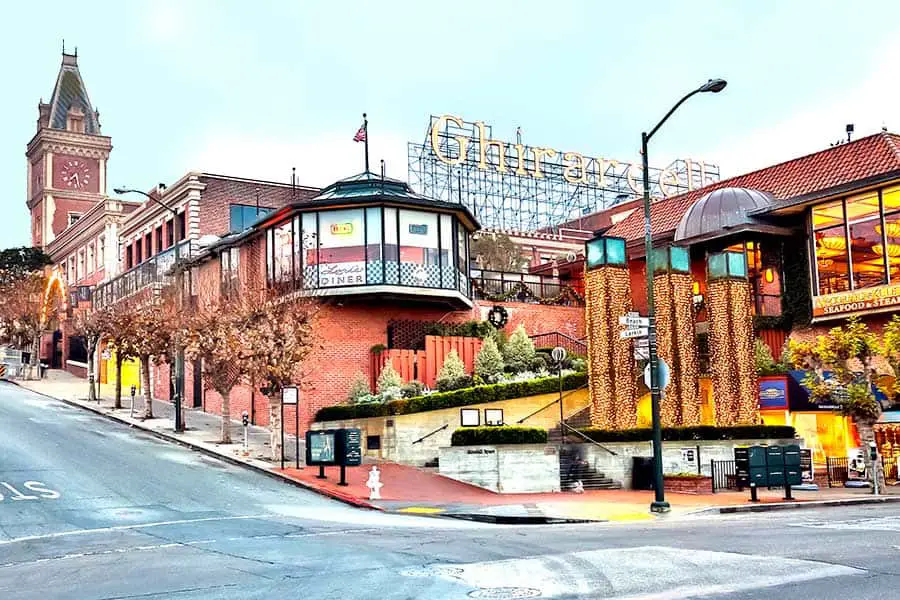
[
  {"x1": 559, "y1": 445, "x2": 622, "y2": 490},
  {"x1": 547, "y1": 406, "x2": 591, "y2": 444}
]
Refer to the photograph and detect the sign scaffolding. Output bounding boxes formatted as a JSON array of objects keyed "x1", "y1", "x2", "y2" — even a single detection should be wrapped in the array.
[{"x1": 408, "y1": 115, "x2": 720, "y2": 231}]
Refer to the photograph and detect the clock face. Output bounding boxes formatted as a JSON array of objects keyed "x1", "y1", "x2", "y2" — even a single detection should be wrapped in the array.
[{"x1": 59, "y1": 158, "x2": 92, "y2": 190}]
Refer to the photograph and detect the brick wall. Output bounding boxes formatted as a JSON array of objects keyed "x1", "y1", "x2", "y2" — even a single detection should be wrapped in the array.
[{"x1": 196, "y1": 176, "x2": 318, "y2": 238}]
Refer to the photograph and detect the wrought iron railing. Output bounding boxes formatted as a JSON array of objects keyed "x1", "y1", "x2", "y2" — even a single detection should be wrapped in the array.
[
  {"x1": 93, "y1": 240, "x2": 193, "y2": 309},
  {"x1": 470, "y1": 269, "x2": 584, "y2": 306},
  {"x1": 710, "y1": 459, "x2": 739, "y2": 493},
  {"x1": 826, "y1": 456, "x2": 849, "y2": 488}
]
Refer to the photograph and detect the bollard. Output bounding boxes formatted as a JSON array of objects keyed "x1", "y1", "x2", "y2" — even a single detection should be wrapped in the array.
[
  {"x1": 130, "y1": 384, "x2": 136, "y2": 417},
  {"x1": 241, "y1": 410, "x2": 249, "y2": 453}
]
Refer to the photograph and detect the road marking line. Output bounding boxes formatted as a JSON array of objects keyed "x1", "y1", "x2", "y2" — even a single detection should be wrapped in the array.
[{"x1": 0, "y1": 514, "x2": 269, "y2": 546}]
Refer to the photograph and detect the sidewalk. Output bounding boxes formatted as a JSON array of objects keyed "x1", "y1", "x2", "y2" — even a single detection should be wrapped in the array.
[{"x1": 14, "y1": 370, "x2": 900, "y2": 523}]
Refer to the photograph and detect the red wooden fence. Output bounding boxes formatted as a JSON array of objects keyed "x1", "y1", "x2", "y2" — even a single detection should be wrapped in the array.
[
  {"x1": 373, "y1": 335, "x2": 483, "y2": 390},
  {"x1": 757, "y1": 328, "x2": 788, "y2": 360}
]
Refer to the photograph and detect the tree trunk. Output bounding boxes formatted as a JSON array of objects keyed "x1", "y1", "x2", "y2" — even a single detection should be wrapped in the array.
[
  {"x1": 269, "y1": 397, "x2": 282, "y2": 462},
  {"x1": 31, "y1": 333, "x2": 41, "y2": 378},
  {"x1": 114, "y1": 354, "x2": 123, "y2": 409},
  {"x1": 141, "y1": 355, "x2": 153, "y2": 419},
  {"x1": 856, "y1": 417, "x2": 885, "y2": 493},
  {"x1": 220, "y1": 387, "x2": 232, "y2": 444}
]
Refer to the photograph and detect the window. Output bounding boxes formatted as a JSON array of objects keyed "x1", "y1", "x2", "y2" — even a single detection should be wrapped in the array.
[
  {"x1": 268, "y1": 219, "x2": 294, "y2": 289},
  {"x1": 87, "y1": 243, "x2": 95, "y2": 274},
  {"x1": 221, "y1": 247, "x2": 240, "y2": 298},
  {"x1": 317, "y1": 209, "x2": 365, "y2": 287},
  {"x1": 144, "y1": 232, "x2": 153, "y2": 259},
  {"x1": 97, "y1": 236, "x2": 105, "y2": 268},
  {"x1": 384, "y1": 207, "x2": 399, "y2": 284},
  {"x1": 155, "y1": 225, "x2": 163, "y2": 253},
  {"x1": 166, "y1": 219, "x2": 174, "y2": 247},
  {"x1": 813, "y1": 200, "x2": 850, "y2": 295},
  {"x1": 176, "y1": 211, "x2": 186, "y2": 242},
  {"x1": 68, "y1": 213, "x2": 82, "y2": 226},
  {"x1": 125, "y1": 245, "x2": 133, "y2": 270},
  {"x1": 301, "y1": 213, "x2": 317, "y2": 288},
  {"x1": 134, "y1": 239, "x2": 142, "y2": 265},
  {"x1": 745, "y1": 241, "x2": 782, "y2": 316},
  {"x1": 68, "y1": 256, "x2": 76, "y2": 283},
  {"x1": 398, "y1": 209, "x2": 439, "y2": 286},
  {"x1": 810, "y1": 189, "x2": 900, "y2": 295},
  {"x1": 366, "y1": 207, "x2": 382, "y2": 284},
  {"x1": 230, "y1": 204, "x2": 272, "y2": 233}
]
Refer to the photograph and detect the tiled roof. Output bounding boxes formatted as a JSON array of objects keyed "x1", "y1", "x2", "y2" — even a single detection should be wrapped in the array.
[
  {"x1": 606, "y1": 131, "x2": 900, "y2": 244},
  {"x1": 48, "y1": 53, "x2": 101, "y2": 134}
]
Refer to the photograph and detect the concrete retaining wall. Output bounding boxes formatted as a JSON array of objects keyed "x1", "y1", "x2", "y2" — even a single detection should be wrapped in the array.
[
  {"x1": 439, "y1": 444, "x2": 560, "y2": 493},
  {"x1": 570, "y1": 437, "x2": 802, "y2": 489}
]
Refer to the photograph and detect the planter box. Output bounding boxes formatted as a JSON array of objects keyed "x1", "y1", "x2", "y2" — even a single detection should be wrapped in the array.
[{"x1": 664, "y1": 475, "x2": 713, "y2": 495}]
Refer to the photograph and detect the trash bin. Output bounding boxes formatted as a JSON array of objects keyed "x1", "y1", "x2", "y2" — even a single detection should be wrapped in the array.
[
  {"x1": 632, "y1": 456, "x2": 655, "y2": 490},
  {"x1": 39, "y1": 363, "x2": 48, "y2": 378}
]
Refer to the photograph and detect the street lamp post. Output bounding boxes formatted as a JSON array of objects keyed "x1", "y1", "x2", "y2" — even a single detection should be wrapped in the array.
[
  {"x1": 641, "y1": 78, "x2": 726, "y2": 513},
  {"x1": 114, "y1": 186, "x2": 185, "y2": 433}
]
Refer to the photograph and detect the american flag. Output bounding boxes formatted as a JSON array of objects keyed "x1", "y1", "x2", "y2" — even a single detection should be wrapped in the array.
[{"x1": 353, "y1": 124, "x2": 366, "y2": 142}]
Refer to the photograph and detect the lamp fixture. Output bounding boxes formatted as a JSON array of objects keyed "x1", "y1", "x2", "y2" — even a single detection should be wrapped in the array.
[
  {"x1": 873, "y1": 243, "x2": 900, "y2": 258},
  {"x1": 818, "y1": 236, "x2": 847, "y2": 252}
]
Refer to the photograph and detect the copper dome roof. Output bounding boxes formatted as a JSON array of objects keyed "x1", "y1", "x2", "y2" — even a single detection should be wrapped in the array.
[{"x1": 674, "y1": 187, "x2": 778, "y2": 244}]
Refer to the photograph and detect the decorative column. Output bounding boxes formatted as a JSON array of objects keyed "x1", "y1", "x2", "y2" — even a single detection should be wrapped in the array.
[
  {"x1": 706, "y1": 249, "x2": 759, "y2": 426},
  {"x1": 651, "y1": 246, "x2": 702, "y2": 426},
  {"x1": 585, "y1": 236, "x2": 637, "y2": 429}
]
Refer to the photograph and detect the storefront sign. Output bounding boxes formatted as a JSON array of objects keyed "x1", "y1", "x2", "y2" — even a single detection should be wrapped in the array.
[
  {"x1": 758, "y1": 377, "x2": 788, "y2": 410},
  {"x1": 408, "y1": 223, "x2": 428, "y2": 235},
  {"x1": 318, "y1": 262, "x2": 365, "y2": 287},
  {"x1": 330, "y1": 222, "x2": 353, "y2": 235},
  {"x1": 813, "y1": 283, "x2": 900, "y2": 319},
  {"x1": 800, "y1": 448, "x2": 814, "y2": 482}
]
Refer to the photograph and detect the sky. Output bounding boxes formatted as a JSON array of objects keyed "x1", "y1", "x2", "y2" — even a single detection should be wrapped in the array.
[{"x1": 3, "y1": 0, "x2": 900, "y2": 246}]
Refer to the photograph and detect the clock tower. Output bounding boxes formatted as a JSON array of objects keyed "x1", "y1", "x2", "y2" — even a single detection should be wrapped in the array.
[{"x1": 26, "y1": 49, "x2": 112, "y2": 248}]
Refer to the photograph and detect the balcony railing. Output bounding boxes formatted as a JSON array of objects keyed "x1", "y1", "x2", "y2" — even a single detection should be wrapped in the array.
[
  {"x1": 470, "y1": 269, "x2": 584, "y2": 306},
  {"x1": 93, "y1": 240, "x2": 193, "y2": 309}
]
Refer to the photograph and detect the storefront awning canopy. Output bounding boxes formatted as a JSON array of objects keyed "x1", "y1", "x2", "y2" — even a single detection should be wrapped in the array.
[{"x1": 674, "y1": 187, "x2": 793, "y2": 245}]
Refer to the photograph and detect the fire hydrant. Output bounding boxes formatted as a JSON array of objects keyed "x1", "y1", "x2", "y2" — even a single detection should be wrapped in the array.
[{"x1": 366, "y1": 465, "x2": 383, "y2": 500}]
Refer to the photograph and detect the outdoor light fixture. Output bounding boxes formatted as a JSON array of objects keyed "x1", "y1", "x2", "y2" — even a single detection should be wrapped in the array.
[
  {"x1": 585, "y1": 236, "x2": 627, "y2": 270},
  {"x1": 640, "y1": 77, "x2": 727, "y2": 513},
  {"x1": 764, "y1": 267, "x2": 775, "y2": 283},
  {"x1": 650, "y1": 245, "x2": 691, "y2": 275},
  {"x1": 707, "y1": 250, "x2": 748, "y2": 280}
]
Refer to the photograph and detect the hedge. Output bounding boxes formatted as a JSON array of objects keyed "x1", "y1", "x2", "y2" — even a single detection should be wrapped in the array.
[
  {"x1": 315, "y1": 372, "x2": 587, "y2": 422},
  {"x1": 576, "y1": 425, "x2": 796, "y2": 443},
  {"x1": 451, "y1": 426, "x2": 548, "y2": 446}
]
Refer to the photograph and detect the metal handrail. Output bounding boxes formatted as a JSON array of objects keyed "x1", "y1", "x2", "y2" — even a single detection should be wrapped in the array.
[
  {"x1": 560, "y1": 422, "x2": 618, "y2": 456},
  {"x1": 516, "y1": 388, "x2": 584, "y2": 424},
  {"x1": 412, "y1": 423, "x2": 449, "y2": 445}
]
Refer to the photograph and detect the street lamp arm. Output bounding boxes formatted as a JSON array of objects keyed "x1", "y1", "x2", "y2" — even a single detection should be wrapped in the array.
[
  {"x1": 646, "y1": 89, "x2": 702, "y2": 142},
  {"x1": 113, "y1": 187, "x2": 178, "y2": 218}
]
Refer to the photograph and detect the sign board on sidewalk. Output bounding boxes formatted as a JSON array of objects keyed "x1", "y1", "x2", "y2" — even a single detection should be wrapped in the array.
[
  {"x1": 282, "y1": 386, "x2": 298, "y2": 405},
  {"x1": 800, "y1": 448, "x2": 814, "y2": 482},
  {"x1": 306, "y1": 430, "x2": 337, "y2": 465}
]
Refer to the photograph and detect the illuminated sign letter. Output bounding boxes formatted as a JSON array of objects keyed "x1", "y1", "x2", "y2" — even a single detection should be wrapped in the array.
[
  {"x1": 531, "y1": 147, "x2": 558, "y2": 179},
  {"x1": 475, "y1": 121, "x2": 507, "y2": 173},
  {"x1": 657, "y1": 168, "x2": 679, "y2": 198},
  {"x1": 514, "y1": 144, "x2": 529, "y2": 176},
  {"x1": 595, "y1": 158, "x2": 619, "y2": 188},
  {"x1": 563, "y1": 152, "x2": 588, "y2": 184},
  {"x1": 625, "y1": 164, "x2": 643, "y2": 195},
  {"x1": 430, "y1": 115, "x2": 468, "y2": 166}
]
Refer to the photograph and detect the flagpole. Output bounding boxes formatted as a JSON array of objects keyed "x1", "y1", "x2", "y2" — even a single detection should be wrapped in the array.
[{"x1": 363, "y1": 113, "x2": 370, "y2": 173}]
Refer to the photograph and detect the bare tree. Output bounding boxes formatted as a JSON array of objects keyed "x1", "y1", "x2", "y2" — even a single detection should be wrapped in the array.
[{"x1": 72, "y1": 307, "x2": 113, "y2": 402}]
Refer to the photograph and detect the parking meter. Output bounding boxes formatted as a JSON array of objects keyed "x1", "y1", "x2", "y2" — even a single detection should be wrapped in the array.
[
  {"x1": 241, "y1": 410, "x2": 249, "y2": 451},
  {"x1": 129, "y1": 384, "x2": 136, "y2": 417},
  {"x1": 870, "y1": 441, "x2": 880, "y2": 496},
  {"x1": 869, "y1": 441, "x2": 878, "y2": 461}
]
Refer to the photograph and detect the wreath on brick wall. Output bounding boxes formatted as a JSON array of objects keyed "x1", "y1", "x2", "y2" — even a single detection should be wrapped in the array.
[{"x1": 487, "y1": 305, "x2": 509, "y2": 329}]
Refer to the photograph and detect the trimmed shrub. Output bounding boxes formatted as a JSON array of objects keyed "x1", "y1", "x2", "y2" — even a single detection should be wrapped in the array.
[
  {"x1": 451, "y1": 426, "x2": 548, "y2": 446},
  {"x1": 400, "y1": 381, "x2": 425, "y2": 399},
  {"x1": 475, "y1": 337, "x2": 504, "y2": 382},
  {"x1": 315, "y1": 372, "x2": 588, "y2": 422},
  {"x1": 436, "y1": 349, "x2": 466, "y2": 390},
  {"x1": 576, "y1": 425, "x2": 797, "y2": 443},
  {"x1": 346, "y1": 372, "x2": 371, "y2": 403},
  {"x1": 425, "y1": 320, "x2": 496, "y2": 339},
  {"x1": 376, "y1": 363, "x2": 402, "y2": 394},
  {"x1": 503, "y1": 324, "x2": 536, "y2": 373}
]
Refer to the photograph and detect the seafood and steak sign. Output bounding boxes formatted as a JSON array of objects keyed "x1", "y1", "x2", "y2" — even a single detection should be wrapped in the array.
[
  {"x1": 429, "y1": 114, "x2": 713, "y2": 197},
  {"x1": 813, "y1": 284, "x2": 900, "y2": 319}
]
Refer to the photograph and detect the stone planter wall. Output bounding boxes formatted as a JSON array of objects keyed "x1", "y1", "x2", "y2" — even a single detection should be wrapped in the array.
[{"x1": 438, "y1": 444, "x2": 560, "y2": 493}]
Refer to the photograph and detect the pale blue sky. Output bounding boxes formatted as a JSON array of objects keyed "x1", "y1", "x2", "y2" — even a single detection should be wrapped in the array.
[{"x1": 4, "y1": 0, "x2": 900, "y2": 246}]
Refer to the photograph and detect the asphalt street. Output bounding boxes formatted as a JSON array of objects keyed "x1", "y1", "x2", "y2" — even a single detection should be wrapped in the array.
[{"x1": 2, "y1": 381, "x2": 900, "y2": 600}]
